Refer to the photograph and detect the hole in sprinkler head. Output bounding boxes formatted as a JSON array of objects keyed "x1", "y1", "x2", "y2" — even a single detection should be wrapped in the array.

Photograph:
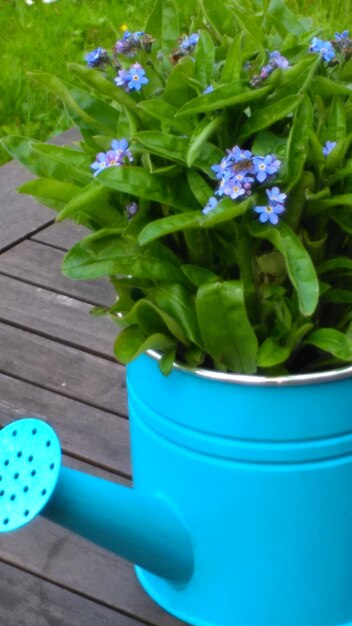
[
  {"x1": 28, "y1": 456, "x2": 33, "y2": 463},
  {"x1": 49, "y1": 463, "x2": 55, "y2": 470},
  {"x1": 30, "y1": 470, "x2": 36, "y2": 477},
  {"x1": 24, "y1": 510, "x2": 29, "y2": 517},
  {"x1": 3, "y1": 518, "x2": 9, "y2": 525},
  {"x1": 12, "y1": 430, "x2": 17, "y2": 437},
  {"x1": 23, "y1": 486, "x2": 29, "y2": 493},
  {"x1": 14, "y1": 473, "x2": 19, "y2": 480},
  {"x1": 0, "y1": 490, "x2": 4, "y2": 497},
  {"x1": 17, "y1": 451, "x2": 22, "y2": 458},
  {"x1": 41, "y1": 489, "x2": 47, "y2": 496},
  {"x1": 10, "y1": 494, "x2": 15, "y2": 501},
  {"x1": 4, "y1": 460, "x2": 9, "y2": 467},
  {"x1": 32, "y1": 429, "x2": 37, "y2": 436},
  {"x1": 46, "y1": 441, "x2": 51, "y2": 448}
]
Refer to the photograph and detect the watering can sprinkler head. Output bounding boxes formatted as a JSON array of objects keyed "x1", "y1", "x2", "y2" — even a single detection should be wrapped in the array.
[{"x1": 0, "y1": 418, "x2": 194, "y2": 584}]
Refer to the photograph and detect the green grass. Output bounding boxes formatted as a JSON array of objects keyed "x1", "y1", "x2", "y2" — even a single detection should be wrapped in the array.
[{"x1": 1, "y1": 0, "x2": 352, "y2": 165}]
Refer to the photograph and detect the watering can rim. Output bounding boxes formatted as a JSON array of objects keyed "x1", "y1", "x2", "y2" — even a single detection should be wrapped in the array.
[{"x1": 146, "y1": 350, "x2": 352, "y2": 387}]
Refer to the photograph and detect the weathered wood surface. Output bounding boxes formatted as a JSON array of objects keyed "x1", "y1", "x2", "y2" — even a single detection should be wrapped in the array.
[{"x1": 0, "y1": 146, "x2": 187, "y2": 625}]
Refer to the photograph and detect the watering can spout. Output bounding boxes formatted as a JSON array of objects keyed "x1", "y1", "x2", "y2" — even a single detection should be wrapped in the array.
[{"x1": 0, "y1": 419, "x2": 194, "y2": 583}]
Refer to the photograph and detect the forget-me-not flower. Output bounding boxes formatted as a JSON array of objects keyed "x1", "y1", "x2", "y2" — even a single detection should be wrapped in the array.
[
  {"x1": 310, "y1": 37, "x2": 336, "y2": 62},
  {"x1": 85, "y1": 47, "x2": 109, "y2": 68},
  {"x1": 322, "y1": 140, "x2": 337, "y2": 157},
  {"x1": 202, "y1": 197, "x2": 218, "y2": 215},
  {"x1": 252, "y1": 155, "x2": 281, "y2": 183},
  {"x1": 254, "y1": 202, "x2": 285, "y2": 225}
]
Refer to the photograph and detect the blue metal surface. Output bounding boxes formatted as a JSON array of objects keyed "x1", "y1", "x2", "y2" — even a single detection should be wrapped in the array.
[
  {"x1": 0, "y1": 419, "x2": 61, "y2": 532},
  {"x1": 126, "y1": 353, "x2": 352, "y2": 626},
  {"x1": 42, "y1": 465, "x2": 193, "y2": 582}
]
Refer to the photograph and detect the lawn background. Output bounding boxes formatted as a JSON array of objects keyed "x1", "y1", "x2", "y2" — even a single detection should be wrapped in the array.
[{"x1": 1, "y1": 0, "x2": 352, "y2": 166}]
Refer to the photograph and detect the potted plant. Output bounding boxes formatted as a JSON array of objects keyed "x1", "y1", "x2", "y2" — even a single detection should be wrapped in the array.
[{"x1": 2, "y1": 0, "x2": 352, "y2": 624}]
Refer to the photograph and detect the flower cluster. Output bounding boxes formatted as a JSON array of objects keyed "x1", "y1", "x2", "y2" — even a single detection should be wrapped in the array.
[
  {"x1": 250, "y1": 50, "x2": 289, "y2": 87},
  {"x1": 170, "y1": 33, "x2": 200, "y2": 64},
  {"x1": 204, "y1": 146, "x2": 284, "y2": 223},
  {"x1": 91, "y1": 139, "x2": 133, "y2": 176},
  {"x1": 114, "y1": 31, "x2": 154, "y2": 57},
  {"x1": 114, "y1": 63, "x2": 148, "y2": 92},
  {"x1": 85, "y1": 47, "x2": 110, "y2": 69}
]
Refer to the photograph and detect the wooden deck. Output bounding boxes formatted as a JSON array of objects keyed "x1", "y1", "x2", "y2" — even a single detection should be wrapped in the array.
[{"x1": 0, "y1": 130, "x2": 187, "y2": 626}]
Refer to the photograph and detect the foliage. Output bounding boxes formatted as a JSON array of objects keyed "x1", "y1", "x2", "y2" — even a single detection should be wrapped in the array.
[{"x1": 3, "y1": 0, "x2": 352, "y2": 376}]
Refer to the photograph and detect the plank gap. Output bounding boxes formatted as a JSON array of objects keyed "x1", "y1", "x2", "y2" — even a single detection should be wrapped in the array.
[{"x1": 0, "y1": 317, "x2": 117, "y2": 364}]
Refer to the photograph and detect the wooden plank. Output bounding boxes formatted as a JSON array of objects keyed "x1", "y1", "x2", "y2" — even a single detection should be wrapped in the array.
[
  {"x1": 0, "y1": 128, "x2": 81, "y2": 254},
  {"x1": 0, "y1": 374, "x2": 131, "y2": 476},
  {"x1": 32, "y1": 221, "x2": 90, "y2": 251},
  {"x1": 0, "y1": 323, "x2": 128, "y2": 417},
  {"x1": 0, "y1": 560, "x2": 144, "y2": 626},
  {"x1": 0, "y1": 274, "x2": 118, "y2": 360},
  {"x1": 0, "y1": 160, "x2": 53, "y2": 253},
  {"x1": 0, "y1": 239, "x2": 115, "y2": 306},
  {"x1": 0, "y1": 458, "x2": 187, "y2": 626}
]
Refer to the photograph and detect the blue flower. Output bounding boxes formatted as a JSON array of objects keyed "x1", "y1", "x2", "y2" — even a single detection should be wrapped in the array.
[
  {"x1": 266, "y1": 186, "x2": 287, "y2": 204},
  {"x1": 335, "y1": 30, "x2": 349, "y2": 42},
  {"x1": 115, "y1": 31, "x2": 146, "y2": 56},
  {"x1": 91, "y1": 152, "x2": 110, "y2": 176},
  {"x1": 252, "y1": 154, "x2": 281, "y2": 182},
  {"x1": 111, "y1": 138, "x2": 133, "y2": 163},
  {"x1": 211, "y1": 156, "x2": 232, "y2": 180},
  {"x1": 222, "y1": 179, "x2": 246, "y2": 200},
  {"x1": 310, "y1": 37, "x2": 336, "y2": 62},
  {"x1": 254, "y1": 202, "x2": 285, "y2": 225},
  {"x1": 202, "y1": 196, "x2": 218, "y2": 215},
  {"x1": 322, "y1": 140, "x2": 337, "y2": 157},
  {"x1": 85, "y1": 47, "x2": 109, "y2": 68},
  {"x1": 179, "y1": 33, "x2": 199, "y2": 51},
  {"x1": 114, "y1": 68, "x2": 131, "y2": 91},
  {"x1": 203, "y1": 85, "x2": 214, "y2": 95},
  {"x1": 228, "y1": 146, "x2": 253, "y2": 163},
  {"x1": 269, "y1": 50, "x2": 289, "y2": 69},
  {"x1": 126, "y1": 63, "x2": 148, "y2": 91}
]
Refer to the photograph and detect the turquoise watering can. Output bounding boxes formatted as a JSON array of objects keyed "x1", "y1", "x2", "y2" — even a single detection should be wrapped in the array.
[{"x1": 2, "y1": 351, "x2": 352, "y2": 626}]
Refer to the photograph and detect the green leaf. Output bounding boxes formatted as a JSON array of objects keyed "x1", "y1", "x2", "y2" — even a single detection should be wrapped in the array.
[
  {"x1": 145, "y1": 0, "x2": 179, "y2": 53},
  {"x1": 56, "y1": 181, "x2": 126, "y2": 228},
  {"x1": 202, "y1": 0, "x2": 237, "y2": 40},
  {"x1": 139, "y1": 211, "x2": 202, "y2": 245},
  {"x1": 196, "y1": 280, "x2": 258, "y2": 373},
  {"x1": 181, "y1": 264, "x2": 218, "y2": 287},
  {"x1": 17, "y1": 178, "x2": 80, "y2": 211},
  {"x1": 98, "y1": 165, "x2": 198, "y2": 211},
  {"x1": 317, "y1": 258, "x2": 352, "y2": 274},
  {"x1": 257, "y1": 337, "x2": 291, "y2": 367},
  {"x1": 176, "y1": 82, "x2": 271, "y2": 117},
  {"x1": 62, "y1": 231, "x2": 187, "y2": 284},
  {"x1": 164, "y1": 56, "x2": 196, "y2": 108},
  {"x1": 305, "y1": 329, "x2": 352, "y2": 361},
  {"x1": 159, "y1": 349, "x2": 177, "y2": 375},
  {"x1": 69, "y1": 86, "x2": 120, "y2": 133},
  {"x1": 328, "y1": 96, "x2": 347, "y2": 142},
  {"x1": 1, "y1": 136, "x2": 91, "y2": 185},
  {"x1": 125, "y1": 299, "x2": 189, "y2": 344},
  {"x1": 200, "y1": 195, "x2": 255, "y2": 227},
  {"x1": 267, "y1": 0, "x2": 307, "y2": 36},
  {"x1": 221, "y1": 33, "x2": 244, "y2": 84},
  {"x1": 114, "y1": 326, "x2": 176, "y2": 364},
  {"x1": 232, "y1": 5, "x2": 266, "y2": 53},
  {"x1": 250, "y1": 221, "x2": 319, "y2": 316},
  {"x1": 312, "y1": 76, "x2": 352, "y2": 97},
  {"x1": 195, "y1": 30, "x2": 216, "y2": 87},
  {"x1": 150, "y1": 284, "x2": 203, "y2": 345},
  {"x1": 284, "y1": 95, "x2": 313, "y2": 190},
  {"x1": 187, "y1": 170, "x2": 214, "y2": 207},
  {"x1": 186, "y1": 115, "x2": 224, "y2": 167},
  {"x1": 29, "y1": 71, "x2": 110, "y2": 132},
  {"x1": 137, "y1": 100, "x2": 194, "y2": 135},
  {"x1": 238, "y1": 95, "x2": 302, "y2": 141},
  {"x1": 69, "y1": 63, "x2": 140, "y2": 114}
]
